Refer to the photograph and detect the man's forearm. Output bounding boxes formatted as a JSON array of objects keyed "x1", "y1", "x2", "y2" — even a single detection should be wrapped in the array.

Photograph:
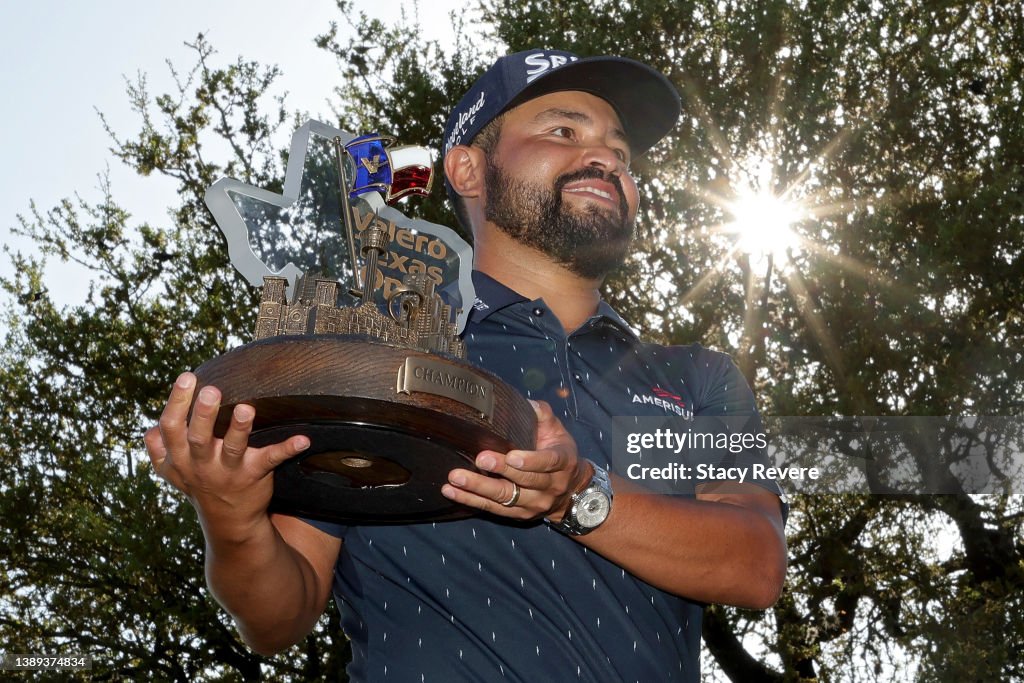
[
  {"x1": 576, "y1": 478, "x2": 787, "y2": 608},
  {"x1": 201, "y1": 513, "x2": 338, "y2": 655}
]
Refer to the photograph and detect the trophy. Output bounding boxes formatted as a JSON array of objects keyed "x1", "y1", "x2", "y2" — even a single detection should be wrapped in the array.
[{"x1": 194, "y1": 120, "x2": 536, "y2": 523}]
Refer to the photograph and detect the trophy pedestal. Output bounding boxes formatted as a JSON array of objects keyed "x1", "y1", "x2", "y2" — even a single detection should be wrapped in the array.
[{"x1": 191, "y1": 335, "x2": 537, "y2": 524}]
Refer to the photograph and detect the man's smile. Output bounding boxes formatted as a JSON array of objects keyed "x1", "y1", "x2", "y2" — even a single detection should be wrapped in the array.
[{"x1": 561, "y1": 178, "x2": 621, "y2": 207}]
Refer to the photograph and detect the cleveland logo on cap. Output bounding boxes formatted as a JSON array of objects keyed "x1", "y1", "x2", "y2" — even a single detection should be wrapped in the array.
[{"x1": 445, "y1": 91, "x2": 487, "y2": 153}]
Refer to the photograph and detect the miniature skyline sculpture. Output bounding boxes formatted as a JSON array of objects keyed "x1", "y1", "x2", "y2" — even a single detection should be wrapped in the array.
[{"x1": 204, "y1": 121, "x2": 474, "y2": 358}]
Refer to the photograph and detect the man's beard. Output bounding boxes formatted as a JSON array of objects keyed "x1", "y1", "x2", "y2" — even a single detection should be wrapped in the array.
[{"x1": 483, "y1": 160, "x2": 634, "y2": 280}]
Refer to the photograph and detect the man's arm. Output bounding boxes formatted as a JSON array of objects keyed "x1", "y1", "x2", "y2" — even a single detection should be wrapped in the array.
[
  {"x1": 577, "y1": 478, "x2": 785, "y2": 608},
  {"x1": 144, "y1": 373, "x2": 341, "y2": 654},
  {"x1": 440, "y1": 400, "x2": 787, "y2": 609}
]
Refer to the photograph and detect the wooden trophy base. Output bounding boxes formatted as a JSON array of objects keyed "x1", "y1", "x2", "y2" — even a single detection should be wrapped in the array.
[{"x1": 191, "y1": 335, "x2": 537, "y2": 524}]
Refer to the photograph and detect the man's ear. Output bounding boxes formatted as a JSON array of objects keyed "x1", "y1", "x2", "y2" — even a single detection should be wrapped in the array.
[{"x1": 444, "y1": 145, "x2": 486, "y2": 199}]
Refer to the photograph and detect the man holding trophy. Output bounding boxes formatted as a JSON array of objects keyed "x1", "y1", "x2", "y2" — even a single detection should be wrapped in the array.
[{"x1": 145, "y1": 49, "x2": 787, "y2": 681}]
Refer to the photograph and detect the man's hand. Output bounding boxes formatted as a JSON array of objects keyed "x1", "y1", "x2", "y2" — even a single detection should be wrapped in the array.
[
  {"x1": 441, "y1": 400, "x2": 590, "y2": 521},
  {"x1": 144, "y1": 373, "x2": 339, "y2": 654},
  {"x1": 144, "y1": 372, "x2": 310, "y2": 538}
]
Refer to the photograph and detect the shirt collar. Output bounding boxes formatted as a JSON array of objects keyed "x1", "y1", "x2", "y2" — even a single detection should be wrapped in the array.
[
  {"x1": 593, "y1": 300, "x2": 641, "y2": 341},
  {"x1": 467, "y1": 270, "x2": 640, "y2": 342},
  {"x1": 467, "y1": 270, "x2": 527, "y2": 322}
]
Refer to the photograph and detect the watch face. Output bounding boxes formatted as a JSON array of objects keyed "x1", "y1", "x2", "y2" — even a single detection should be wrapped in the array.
[{"x1": 576, "y1": 491, "x2": 611, "y2": 528}]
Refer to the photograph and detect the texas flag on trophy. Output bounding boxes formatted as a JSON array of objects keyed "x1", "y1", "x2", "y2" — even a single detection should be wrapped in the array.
[{"x1": 345, "y1": 133, "x2": 434, "y2": 205}]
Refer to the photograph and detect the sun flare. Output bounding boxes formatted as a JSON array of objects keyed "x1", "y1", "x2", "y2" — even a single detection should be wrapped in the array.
[{"x1": 726, "y1": 188, "x2": 804, "y2": 259}]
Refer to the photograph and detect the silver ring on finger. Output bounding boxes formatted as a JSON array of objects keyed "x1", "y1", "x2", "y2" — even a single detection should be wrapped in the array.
[{"x1": 500, "y1": 482, "x2": 521, "y2": 507}]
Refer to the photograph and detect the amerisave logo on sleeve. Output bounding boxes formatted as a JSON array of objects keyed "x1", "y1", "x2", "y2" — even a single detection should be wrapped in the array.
[{"x1": 632, "y1": 386, "x2": 694, "y2": 419}]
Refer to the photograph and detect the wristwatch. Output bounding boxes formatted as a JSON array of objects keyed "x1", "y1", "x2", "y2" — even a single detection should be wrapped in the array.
[{"x1": 547, "y1": 460, "x2": 613, "y2": 536}]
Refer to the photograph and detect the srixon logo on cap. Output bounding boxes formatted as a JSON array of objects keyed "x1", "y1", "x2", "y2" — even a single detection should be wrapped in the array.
[{"x1": 524, "y1": 52, "x2": 579, "y2": 83}]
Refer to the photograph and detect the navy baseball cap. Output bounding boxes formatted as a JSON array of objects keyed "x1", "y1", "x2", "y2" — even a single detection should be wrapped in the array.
[{"x1": 443, "y1": 49, "x2": 681, "y2": 161}]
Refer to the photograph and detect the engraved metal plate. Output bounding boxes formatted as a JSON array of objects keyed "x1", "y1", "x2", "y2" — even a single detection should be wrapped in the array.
[{"x1": 397, "y1": 357, "x2": 495, "y2": 420}]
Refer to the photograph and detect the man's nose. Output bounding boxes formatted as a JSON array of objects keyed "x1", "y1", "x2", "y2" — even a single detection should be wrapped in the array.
[{"x1": 580, "y1": 141, "x2": 626, "y2": 173}]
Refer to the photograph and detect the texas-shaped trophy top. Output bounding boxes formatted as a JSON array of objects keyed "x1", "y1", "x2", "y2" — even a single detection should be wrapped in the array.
[
  {"x1": 194, "y1": 120, "x2": 536, "y2": 524},
  {"x1": 204, "y1": 119, "x2": 475, "y2": 353}
]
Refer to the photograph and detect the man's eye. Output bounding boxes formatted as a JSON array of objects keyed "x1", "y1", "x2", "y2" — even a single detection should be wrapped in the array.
[
  {"x1": 614, "y1": 148, "x2": 628, "y2": 162},
  {"x1": 551, "y1": 127, "x2": 574, "y2": 138}
]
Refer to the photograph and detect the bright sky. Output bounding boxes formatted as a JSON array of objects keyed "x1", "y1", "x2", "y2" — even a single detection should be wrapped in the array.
[{"x1": 0, "y1": 0, "x2": 466, "y2": 305}]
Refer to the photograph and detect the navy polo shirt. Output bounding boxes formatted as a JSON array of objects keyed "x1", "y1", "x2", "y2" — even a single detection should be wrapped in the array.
[{"x1": 307, "y1": 271, "x2": 782, "y2": 683}]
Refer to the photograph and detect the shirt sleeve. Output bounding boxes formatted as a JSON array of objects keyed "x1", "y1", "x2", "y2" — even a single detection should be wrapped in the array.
[
  {"x1": 692, "y1": 349, "x2": 789, "y2": 520},
  {"x1": 298, "y1": 516, "x2": 348, "y2": 539}
]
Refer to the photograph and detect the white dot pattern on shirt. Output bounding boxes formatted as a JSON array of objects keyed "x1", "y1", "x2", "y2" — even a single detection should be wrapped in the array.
[{"x1": 321, "y1": 292, "x2": 759, "y2": 682}]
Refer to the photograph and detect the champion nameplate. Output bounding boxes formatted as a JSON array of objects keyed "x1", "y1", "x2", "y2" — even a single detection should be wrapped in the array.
[{"x1": 397, "y1": 357, "x2": 494, "y2": 421}]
